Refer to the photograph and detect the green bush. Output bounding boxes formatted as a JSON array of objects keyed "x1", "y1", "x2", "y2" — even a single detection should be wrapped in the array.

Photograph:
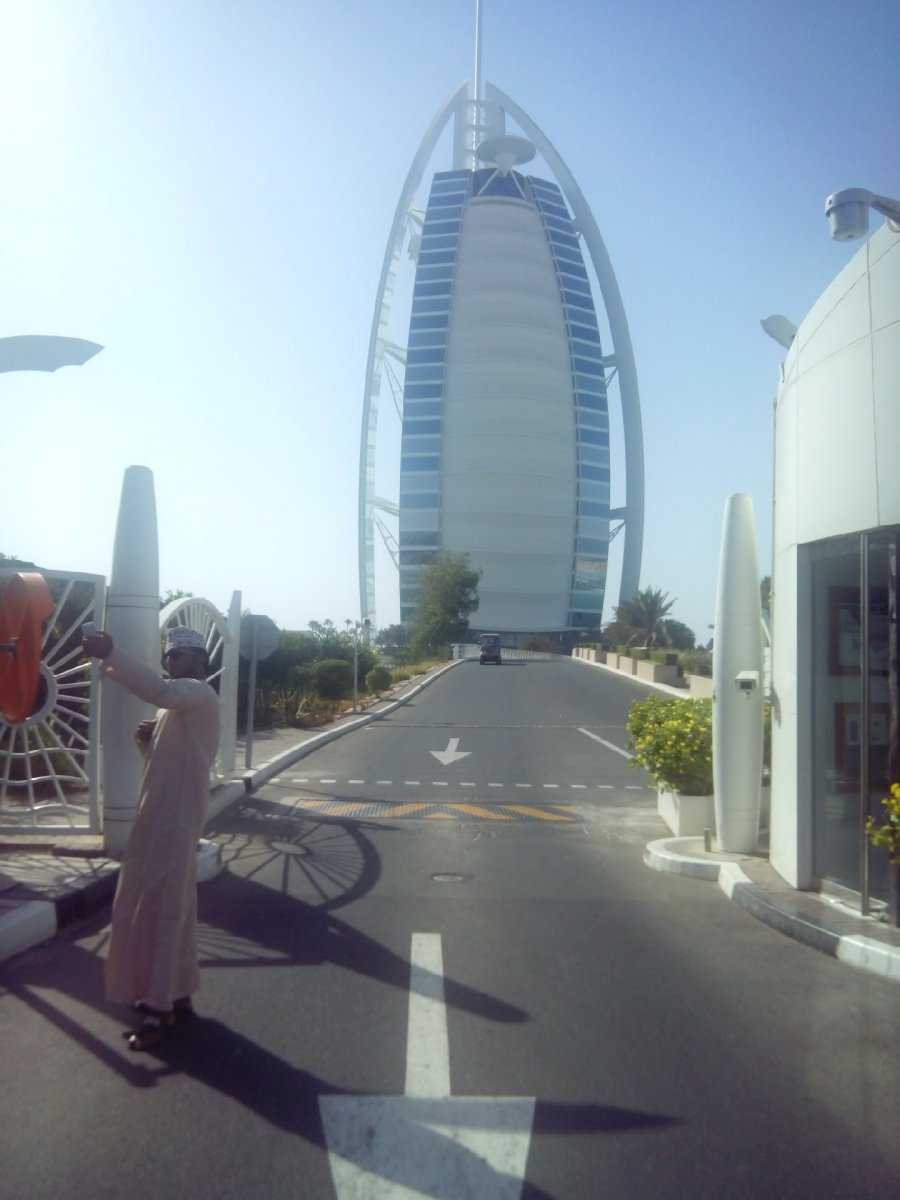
[
  {"x1": 626, "y1": 695, "x2": 712, "y2": 795},
  {"x1": 366, "y1": 666, "x2": 393, "y2": 694},
  {"x1": 312, "y1": 659, "x2": 354, "y2": 700}
]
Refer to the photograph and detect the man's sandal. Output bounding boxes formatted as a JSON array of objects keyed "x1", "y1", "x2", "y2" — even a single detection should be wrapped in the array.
[
  {"x1": 124, "y1": 1009, "x2": 176, "y2": 1052},
  {"x1": 131, "y1": 996, "x2": 194, "y2": 1019}
]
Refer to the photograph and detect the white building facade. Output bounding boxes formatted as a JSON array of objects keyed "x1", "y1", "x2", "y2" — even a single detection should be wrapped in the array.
[
  {"x1": 399, "y1": 165, "x2": 610, "y2": 637},
  {"x1": 771, "y1": 222, "x2": 900, "y2": 912}
]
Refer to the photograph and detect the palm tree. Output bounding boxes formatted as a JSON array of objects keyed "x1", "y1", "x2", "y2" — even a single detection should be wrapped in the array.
[{"x1": 616, "y1": 587, "x2": 677, "y2": 651}]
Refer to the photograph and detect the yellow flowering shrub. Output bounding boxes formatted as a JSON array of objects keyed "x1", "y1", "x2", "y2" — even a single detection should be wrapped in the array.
[
  {"x1": 865, "y1": 783, "x2": 900, "y2": 864},
  {"x1": 626, "y1": 695, "x2": 713, "y2": 796}
]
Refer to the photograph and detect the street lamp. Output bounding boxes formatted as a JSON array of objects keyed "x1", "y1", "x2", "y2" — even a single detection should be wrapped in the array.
[
  {"x1": 345, "y1": 618, "x2": 372, "y2": 712},
  {"x1": 825, "y1": 188, "x2": 900, "y2": 241}
]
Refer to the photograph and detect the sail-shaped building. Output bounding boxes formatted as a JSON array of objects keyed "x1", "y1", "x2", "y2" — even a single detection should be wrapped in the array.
[{"x1": 359, "y1": 49, "x2": 644, "y2": 643}]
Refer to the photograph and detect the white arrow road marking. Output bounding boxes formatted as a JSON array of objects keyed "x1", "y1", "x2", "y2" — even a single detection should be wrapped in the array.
[
  {"x1": 430, "y1": 737, "x2": 472, "y2": 766},
  {"x1": 577, "y1": 728, "x2": 634, "y2": 760},
  {"x1": 319, "y1": 933, "x2": 535, "y2": 1198}
]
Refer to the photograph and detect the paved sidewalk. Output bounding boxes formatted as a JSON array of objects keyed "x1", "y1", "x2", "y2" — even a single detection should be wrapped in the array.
[
  {"x1": 0, "y1": 661, "x2": 459, "y2": 963},
  {"x1": 645, "y1": 835, "x2": 900, "y2": 984}
]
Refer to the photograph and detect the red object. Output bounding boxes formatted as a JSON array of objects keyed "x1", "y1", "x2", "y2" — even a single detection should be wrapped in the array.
[{"x1": 0, "y1": 572, "x2": 54, "y2": 723}]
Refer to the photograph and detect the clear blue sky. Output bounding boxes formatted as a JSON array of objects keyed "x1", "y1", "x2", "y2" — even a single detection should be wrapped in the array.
[{"x1": 3, "y1": 0, "x2": 898, "y2": 641}]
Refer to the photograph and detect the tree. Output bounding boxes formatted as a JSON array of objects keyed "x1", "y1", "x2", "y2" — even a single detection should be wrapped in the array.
[
  {"x1": 160, "y1": 588, "x2": 193, "y2": 609},
  {"x1": 312, "y1": 658, "x2": 354, "y2": 700},
  {"x1": 661, "y1": 618, "x2": 696, "y2": 650},
  {"x1": 410, "y1": 552, "x2": 481, "y2": 657},
  {"x1": 376, "y1": 623, "x2": 410, "y2": 659},
  {"x1": 615, "y1": 587, "x2": 677, "y2": 649}
]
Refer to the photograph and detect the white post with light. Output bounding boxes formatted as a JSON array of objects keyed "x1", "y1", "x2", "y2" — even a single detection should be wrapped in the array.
[
  {"x1": 101, "y1": 466, "x2": 160, "y2": 858},
  {"x1": 712, "y1": 493, "x2": 764, "y2": 854}
]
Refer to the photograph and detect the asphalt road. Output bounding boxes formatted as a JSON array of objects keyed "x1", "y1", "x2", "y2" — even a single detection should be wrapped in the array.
[{"x1": 2, "y1": 658, "x2": 899, "y2": 1198}]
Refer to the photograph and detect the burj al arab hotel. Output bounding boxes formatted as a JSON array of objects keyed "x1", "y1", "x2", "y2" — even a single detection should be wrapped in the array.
[{"x1": 358, "y1": 11, "x2": 644, "y2": 643}]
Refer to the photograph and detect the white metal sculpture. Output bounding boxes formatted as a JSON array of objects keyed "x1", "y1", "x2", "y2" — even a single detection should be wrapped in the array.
[{"x1": 0, "y1": 567, "x2": 104, "y2": 834}]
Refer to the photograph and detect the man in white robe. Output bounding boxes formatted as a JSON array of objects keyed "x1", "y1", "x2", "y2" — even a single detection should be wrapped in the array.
[{"x1": 84, "y1": 625, "x2": 220, "y2": 1050}]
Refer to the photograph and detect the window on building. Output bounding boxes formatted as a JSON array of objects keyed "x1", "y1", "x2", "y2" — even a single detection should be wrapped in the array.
[{"x1": 400, "y1": 455, "x2": 441, "y2": 473}]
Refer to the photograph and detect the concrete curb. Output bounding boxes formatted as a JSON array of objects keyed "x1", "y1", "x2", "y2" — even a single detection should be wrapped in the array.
[
  {"x1": 571, "y1": 654, "x2": 691, "y2": 698},
  {"x1": 644, "y1": 837, "x2": 900, "y2": 985},
  {"x1": 0, "y1": 659, "x2": 462, "y2": 964}
]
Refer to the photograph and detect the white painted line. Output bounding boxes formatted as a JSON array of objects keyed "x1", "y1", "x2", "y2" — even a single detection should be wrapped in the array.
[
  {"x1": 348, "y1": 780, "x2": 365, "y2": 784},
  {"x1": 318, "y1": 933, "x2": 536, "y2": 1197},
  {"x1": 542, "y1": 784, "x2": 559, "y2": 789},
  {"x1": 376, "y1": 780, "x2": 392, "y2": 785},
  {"x1": 291, "y1": 778, "x2": 309, "y2": 783},
  {"x1": 460, "y1": 782, "x2": 475, "y2": 787},
  {"x1": 406, "y1": 933, "x2": 451, "y2": 1097},
  {"x1": 430, "y1": 737, "x2": 471, "y2": 766},
  {"x1": 570, "y1": 784, "x2": 587, "y2": 789},
  {"x1": 321, "y1": 778, "x2": 337, "y2": 784},
  {"x1": 515, "y1": 783, "x2": 532, "y2": 789},
  {"x1": 488, "y1": 783, "x2": 503, "y2": 788},
  {"x1": 577, "y1": 727, "x2": 634, "y2": 760},
  {"x1": 432, "y1": 781, "x2": 448, "y2": 787},
  {"x1": 405, "y1": 781, "x2": 420, "y2": 786},
  {"x1": 596, "y1": 784, "x2": 614, "y2": 789},
  {"x1": 625, "y1": 785, "x2": 643, "y2": 790}
]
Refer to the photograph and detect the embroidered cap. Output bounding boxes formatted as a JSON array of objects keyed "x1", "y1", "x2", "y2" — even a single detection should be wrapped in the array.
[{"x1": 164, "y1": 627, "x2": 206, "y2": 653}]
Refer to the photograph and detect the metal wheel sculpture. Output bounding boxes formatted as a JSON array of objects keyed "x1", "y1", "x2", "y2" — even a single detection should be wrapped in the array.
[{"x1": 0, "y1": 568, "x2": 104, "y2": 833}]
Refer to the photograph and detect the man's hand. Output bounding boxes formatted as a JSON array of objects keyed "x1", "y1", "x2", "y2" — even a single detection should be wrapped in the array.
[
  {"x1": 134, "y1": 719, "x2": 156, "y2": 746},
  {"x1": 83, "y1": 631, "x2": 113, "y2": 659}
]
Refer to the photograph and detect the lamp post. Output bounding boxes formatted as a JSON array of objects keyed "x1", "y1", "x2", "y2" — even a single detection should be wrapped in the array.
[{"x1": 345, "y1": 618, "x2": 372, "y2": 712}]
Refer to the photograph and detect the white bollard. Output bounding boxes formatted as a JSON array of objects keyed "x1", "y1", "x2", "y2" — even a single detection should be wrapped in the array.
[
  {"x1": 101, "y1": 466, "x2": 160, "y2": 858},
  {"x1": 712, "y1": 493, "x2": 764, "y2": 853}
]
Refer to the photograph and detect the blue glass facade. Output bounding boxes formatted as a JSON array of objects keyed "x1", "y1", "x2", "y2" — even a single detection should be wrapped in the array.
[{"x1": 398, "y1": 169, "x2": 610, "y2": 629}]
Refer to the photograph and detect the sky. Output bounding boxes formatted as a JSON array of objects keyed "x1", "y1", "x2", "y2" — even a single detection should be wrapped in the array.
[{"x1": 2, "y1": 0, "x2": 898, "y2": 642}]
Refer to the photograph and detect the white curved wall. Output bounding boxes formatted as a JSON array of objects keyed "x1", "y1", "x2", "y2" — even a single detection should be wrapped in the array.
[
  {"x1": 441, "y1": 196, "x2": 576, "y2": 632},
  {"x1": 771, "y1": 224, "x2": 900, "y2": 887}
]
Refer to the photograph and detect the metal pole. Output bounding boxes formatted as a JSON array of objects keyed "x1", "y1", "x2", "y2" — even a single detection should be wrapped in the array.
[
  {"x1": 353, "y1": 625, "x2": 359, "y2": 713},
  {"x1": 244, "y1": 619, "x2": 259, "y2": 771}
]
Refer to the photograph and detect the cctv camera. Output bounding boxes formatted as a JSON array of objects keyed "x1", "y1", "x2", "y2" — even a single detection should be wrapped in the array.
[{"x1": 825, "y1": 189, "x2": 872, "y2": 241}]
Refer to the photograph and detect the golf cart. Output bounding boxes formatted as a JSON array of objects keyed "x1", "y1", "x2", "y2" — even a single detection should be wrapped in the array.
[{"x1": 478, "y1": 634, "x2": 502, "y2": 665}]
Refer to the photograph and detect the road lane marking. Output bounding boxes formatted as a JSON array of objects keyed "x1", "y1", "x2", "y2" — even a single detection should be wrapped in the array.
[
  {"x1": 504, "y1": 805, "x2": 563, "y2": 821},
  {"x1": 625, "y1": 785, "x2": 643, "y2": 790},
  {"x1": 406, "y1": 933, "x2": 451, "y2": 1096},
  {"x1": 570, "y1": 784, "x2": 586, "y2": 789},
  {"x1": 459, "y1": 782, "x2": 475, "y2": 787},
  {"x1": 542, "y1": 784, "x2": 559, "y2": 789},
  {"x1": 430, "y1": 737, "x2": 471, "y2": 766},
  {"x1": 376, "y1": 780, "x2": 392, "y2": 785},
  {"x1": 319, "y1": 934, "x2": 535, "y2": 1196},
  {"x1": 454, "y1": 804, "x2": 513, "y2": 820},
  {"x1": 515, "y1": 783, "x2": 532, "y2": 789},
  {"x1": 488, "y1": 783, "x2": 503, "y2": 788},
  {"x1": 596, "y1": 784, "x2": 614, "y2": 789},
  {"x1": 405, "y1": 781, "x2": 421, "y2": 785},
  {"x1": 321, "y1": 778, "x2": 337, "y2": 783},
  {"x1": 291, "y1": 778, "x2": 309, "y2": 783},
  {"x1": 577, "y1": 727, "x2": 634, "y2": 760},
  {"x1": 432, "y1": 781, "x2": 448, "y2": 786},
  {"x1": 349, "y1": 779, "x2": 365, "y2": 784}
]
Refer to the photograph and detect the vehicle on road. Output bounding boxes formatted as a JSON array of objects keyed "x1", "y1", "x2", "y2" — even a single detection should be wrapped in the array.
[{"x1": 479, "y1": 633, "x2": 502, "y2": 665}]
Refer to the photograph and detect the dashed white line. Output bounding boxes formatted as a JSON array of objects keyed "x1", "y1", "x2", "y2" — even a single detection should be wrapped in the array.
[
  {"x1": 543, "y1": 784, "x2": 559, "y2": 789},
  {"x1": 488, "y1": 783, "x2": 503, "y2": 788},
  {"x1": 460, "y1": 782, "x2": 475, "y2": 787},
  {"x1": 348, "y1": 779, "x2": 365, "y2": 784},
  {"x1": 515, "y1": 783, "x2": 532, "y2": 789},
  {"x1": 291, "y1": 778, "x2": 309, "y2": 783},
  {"x1": 432, "y1": 781, "x2": 448, "y2": 787},
  {"x1": 570, "y1": 784, "x2": 587, "y2": 789},
  {"x1": 596, "y1": 785, "x2": 614, "y2": 790},
  {"x1": 405, "y1": 781, "x2": 421, "y2": 786},
  {"x1": 625, "y1": 786, "x2": 643, "y2": 790},
  {"x1": 376, "y1": 780, "x2": 392, "y2": 785},
  {"x1": 321, "y1": 778, "x2": 337, "y2": 784}
]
